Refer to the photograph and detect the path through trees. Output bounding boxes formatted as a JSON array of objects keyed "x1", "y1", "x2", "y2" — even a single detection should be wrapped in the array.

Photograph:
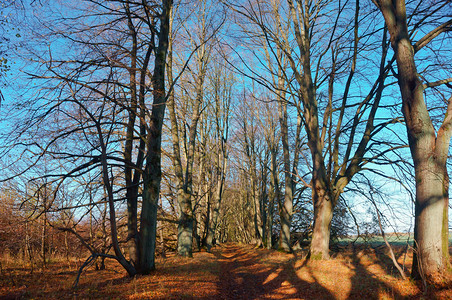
[{"x1": 1, "y1": 243, "x2": 451, "y2": 298}]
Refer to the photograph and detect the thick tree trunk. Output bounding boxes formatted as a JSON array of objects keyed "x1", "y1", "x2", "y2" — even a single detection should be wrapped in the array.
[
  {"x1": 306, "y1": 113, "x2": 333, "y2": 259},
  {"x1": 139, "y1": 171, "x2": 159, "y2": 274},
  {"x1": 279, "y1": 193, "x2": 292, "y2": 251},
  {"x1": 375, "y1": 0, "x2": 451, "y2": 277},
  {"x1": 166, "y1": 2, "x2": 199, "y2": 258},
  {"x1": 206, "y1": 160, "x2": 226, "y2": 251},
  {"x1": 308, "y1": 128, "x2": 333, "y2": 260},
  {"x1": 206, "y1": 188, "x2": 221, "y2": 252},
  {"x1": 126, "y1": 185, "x2": 139, "y2": 267},
  {"x1": 287, "y1": 0, "x2": 332, "y2": 258},
  {"x1": 177, "y1": 191, "x2": 194, "y2": 257},
  {"x1": 411, "y1": 157, "x2": 449, "y2": 277},
  {"x1": 309, "y1": 183, "x2": 333, "y2": 259},
  {"x1": 168, "y1": 10, "x2": 207, "y2": 257}
]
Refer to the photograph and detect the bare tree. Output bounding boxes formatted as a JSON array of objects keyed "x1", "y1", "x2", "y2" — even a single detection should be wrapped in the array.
[
  {"x1": 374, "y1": 0, "x2": 452, "y2": 278},
  {"x1": 4, "y1": 0, "x2": 173, "y2": 276},
  {"x1": 227, "y1": 0, "x2": 401, "y2": 258},
  {"x1": 204, "y1": 58, "x2": 232, "y2": 252},
  {"x1": 166, "y1": 0, "x2": 225, "y2": 256}
]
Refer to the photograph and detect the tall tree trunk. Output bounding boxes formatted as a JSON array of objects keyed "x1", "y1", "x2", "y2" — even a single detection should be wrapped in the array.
[
  {"x1": 124, "y1": 0, "x2": 140, "y2": 267},
  {"x1": 267, "y1": 145, "x2": 279, "y2": 249},
  {"x1": 243, "y1": 110, "x2": 264, "y2": 247},
  {"x1": 375, "y1": 0, "x2": 451, "y2": 277},
  {"x1": 206, "y1": 66, "x2": 230, "y2": 251},
  {"x1": 167, "y1": 3, "x2": 209, "y2": 257},
  {"x1": 292, "y1": 6, "x2": 333, "y2": 258},
  {"x1": 305, "y1": 102, "x2": 332, "y2": 259},
  {"x1": 278, "y1": 98, "x2": 293, "y2": 252},
  {"x1": 253, "y1": 174, "x2": 264, "y2": 247},
  {"x1": 195, "y1": 128, "x2": 206, "y2": 250},
  {"x1": 411, "y1": 151, "x2": 450, "y2": 277},
  {"x1": 206, "y1": 155, "x2": 226, "y2": 251},
  {"x1": 260, "y1": 162, "x2": 268, "y2": 248},
  {"x1": 140, "y1": 169, "x2": 160, "y2": 274},
  {"x1": 309, "y1": 182, "x2": 333, "y2": 259},
  {"x1": 100, "y1": 137, "x2": 136, "y2": 276},
  {"x1": 177, "y1": 191, "x2": 194, "y2": 257},
  {"x1": 206, "y1": 188, "x2": 220, "y2": 252},
  {"x1": 41, "y1": 186, "x2": 47, "y2": 269},
  {"x1": 139, "y1": 0, "x2": 171, "y2": 274}
]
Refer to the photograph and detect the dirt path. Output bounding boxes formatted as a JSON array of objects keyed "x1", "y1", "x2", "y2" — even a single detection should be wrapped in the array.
[
  {"x1": 211, "y1": 243, "x2": 452, "y2": 300},
  {"x1": 2, "y1": 243, "x2": 450, "y2": 299},
  {"x1": 213, "y1": 243, "x2": 333, "y2": 300},
  {"x1": 214, "y1": 244, "x2": 274, "y2": 299}
]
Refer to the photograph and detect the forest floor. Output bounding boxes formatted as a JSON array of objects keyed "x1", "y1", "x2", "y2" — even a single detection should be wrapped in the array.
[{"x1": 1, "y1": 243, "x2": 451, "y2": 299}]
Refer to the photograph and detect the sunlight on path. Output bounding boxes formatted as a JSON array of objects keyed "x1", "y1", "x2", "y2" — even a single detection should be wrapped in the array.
[
  {"x1": 214, "y1": 243, "x2": 336, "y2": 299},
  {"x1": 211, "y1": 243, "x2": 439, "y2": 300}
]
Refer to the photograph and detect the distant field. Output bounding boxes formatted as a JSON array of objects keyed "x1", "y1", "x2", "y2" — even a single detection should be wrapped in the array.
[{"x1": 336, "y1": 232, "x2": 452, "y2": 247}]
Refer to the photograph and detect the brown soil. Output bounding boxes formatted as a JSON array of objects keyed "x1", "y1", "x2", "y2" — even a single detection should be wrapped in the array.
[{"x1": 1, "y1": 243, "x2": 451, "y2": 299}]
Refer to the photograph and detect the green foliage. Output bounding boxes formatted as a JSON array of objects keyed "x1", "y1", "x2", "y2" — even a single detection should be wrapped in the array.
[{"x1": 309, "y1": 252, "x2": 324, "y2": 260}]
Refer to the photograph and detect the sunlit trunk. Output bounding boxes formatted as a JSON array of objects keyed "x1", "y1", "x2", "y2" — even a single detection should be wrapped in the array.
[
  {"x1": 375, "y1": 0, "x2": 451, "y2": 277},
  {"x1": 308, "y1": 140, "x2": 332, "y2": 259},
  {"x1": 279, "y1": 193, "x2": 292, "y2": 251},
  {"x1": 177, "y1": 191, "x2": 194, "y2": 257},
  {"x1": 206, "y1": 169, "x2": 225, "y2": 252},
  {"x1": 309, "y1": 184, "x2": 333, "y2": 259},
  {"x1": 412, "y1": 160, "x2": 449, "y2": 277}
]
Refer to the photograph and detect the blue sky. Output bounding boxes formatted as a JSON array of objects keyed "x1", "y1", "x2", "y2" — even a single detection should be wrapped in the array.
[{"x1": 1, "y1": 0, "x2": 451, "y2": 235}]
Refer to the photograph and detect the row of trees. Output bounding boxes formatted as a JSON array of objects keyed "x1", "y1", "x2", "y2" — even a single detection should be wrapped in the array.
[
  {"x1": 0, "y1": 183, "x2": 92, "y2": 270},
  {"x1": 0, "y1": 0, "x2": 450, "y2": 279}
]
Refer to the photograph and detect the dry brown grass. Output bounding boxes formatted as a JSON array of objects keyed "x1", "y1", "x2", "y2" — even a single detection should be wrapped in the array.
[{"x1": 1, "y1": 244, "x2": 451, "y2": 299}]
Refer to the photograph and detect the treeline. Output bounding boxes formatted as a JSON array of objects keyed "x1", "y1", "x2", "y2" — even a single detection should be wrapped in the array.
[{"x1": 0, "y1": 0, "x2": 450, "y2": 280}]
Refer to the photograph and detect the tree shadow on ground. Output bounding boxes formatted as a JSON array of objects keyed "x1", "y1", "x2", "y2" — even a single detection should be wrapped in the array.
[
  {"x1": 213, "y1": 243, "x2": 451, "y2": 299},
  {"x1": 347, "y1": 248, "x2": 404, "y2": 299},
  {"x1": 346, "y1": 245, "x2": 452, "y2": 299},
  {"x1": 3, "y1": 244, "x2": 450, "y2": 299},
  {"x1": 213, "y1": 244, "x2": 336, "y2": 299}
]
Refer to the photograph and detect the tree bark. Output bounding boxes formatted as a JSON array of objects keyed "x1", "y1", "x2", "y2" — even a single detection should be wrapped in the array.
[
  {"x1": 278, "y1": 96, "x2": 293, "y2": 252},
  {"x1": 267, "y1": 142, "x2": 279, "y2": 249},
  {"x1": 309, "y1": 178, "x2": 333, "y2": 259},
  {"x1": 206, "y1": 154, "x2": 227, "y2": 252},
  {"x1": 166, "y1": 2, "x2": 210, "y2": 257},
  {"x1": 41, "y1": 187, "x2": 47, "y2": 269},
  {"x1": 375, "y1": 0, "x2": 451, "y2": 277},
  {"x1": 123, "y1": 0, "x2": 140, "y2": 267},
  {"x1": 205, "y1": 62, "x2": 230, "y2": 251},
  {"x1": 139, "y1": 0, "x2": 172, "y2": 274},
  {"x1": 411, "y1": 154, "x2": 450, "y2": 277}
]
